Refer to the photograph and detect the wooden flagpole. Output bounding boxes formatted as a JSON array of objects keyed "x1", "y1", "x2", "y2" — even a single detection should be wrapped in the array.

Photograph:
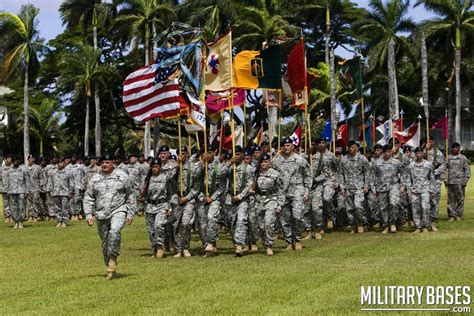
[
  {"x1": 178, "y1": 117, "x2": 183, "y2": 197},
  {"x1": 444, "y1": 110, "x2": 449, "y2": 216},
  {"x1": 195, "y1": 132, "x2": 200, "y2": 150},
  {"x1": 187, "y1": 134, "x2": 192, "y2": 155},
  {"x1": 230, "y1": 95, "x2": 236, "y2": 196}
]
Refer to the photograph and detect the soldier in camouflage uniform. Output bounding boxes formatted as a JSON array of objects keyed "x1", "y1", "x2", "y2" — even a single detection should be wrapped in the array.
[
  {"x1": 405, "y1": 147, "x2": 434, "y2": 233},
  {"x1": 274, "y1": 137, "x2": 311, "y2": 250},
  {"x1": 372, "y1": 145, "x2": 404, "y2": 234},
  {"x1": 339, "y1": 140, "x2": 370, "y2": 233},
  {"x1": 226, "y1": 146, "x2": 253, "y2": 256},
  {"x1": 44, "y1": 158, "x2": 58, "y2": 219},
  {"x1": 254, "y1": 153, "x2": 284, "y2": 256},
  {"x1": 310, "y1": 138, "x2": 337, "y2": 238},
  {"x1": 84, "y1": 156, "x2": 101, "y2": 191},
  {"x1": 389, "y1": 138, "x2": 410, "y2": 226},
  {"x1": 1, "y1": 154, "x2": 13, "y2": 222},
  {"x1": 367, "y1": 144, "x2": 383, "y2": 228},
  {"x1": 26, "y1": 155, "x2": 43, "y2": 222},
  {"x1": 172, "y1": 146, "x2": 203, "y2": 257},
  {"x1": 141, "y1": 158, "x2": 172, "y2": 258},
  {"x1": 423, "y1": 136, "x2": 445, "y2": 231},
  {"x1": 51, "y1": 159, "x2": 73, "y2": 227},
  {"x1": 83, "y1": 153, "x2": 136, "y2": 279},
  {"x1": 243, "y1": 148, "x2": 259, "y2": 251},
  {"x1": 446, "y1": 142, "x2": 471, "y2": 221},
  {"x1": 38, "y1": 158, "x2": 49, "y2": 220},
  {"x1": 66, "y1": 156, "x2": 85, "y2": 220},
  {"x1": 4, "y1": 157, "x2": 28, "y2": 228},
  {"x1": 197, "y1": 145, "x2": 227, "y2": 256}
]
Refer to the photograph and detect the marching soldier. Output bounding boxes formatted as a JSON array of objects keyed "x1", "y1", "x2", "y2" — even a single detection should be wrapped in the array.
[
  {"x1": 446, "y1": 143, "x2": 471, "y2": 221},
  {"x1": 226, "y1": 146, "x2": 253, "y2": 256},
  {"x1": 4, "y1": 157, "x2": 28, "y2": 228},
  {"x1": 310, "y1": 137, "x2": 337, "y2": 238},
  {"x1": 1, "y1": 154, "x2": 13, "y2": 223},
  {"x1": 83, "y1": 153, "x2": 136, "y2": 279},
  {"x1": 405, "y1": 147, "x2": 434, "y2": 233},
  {"x1": 243, "y1": 148, "x2": 259, "y2": 251},
  {"x1": 26, "y1": 155, "x2": 43, "y2": 222},
  {"x1": 254, "y1": 153, "x2": 284, "y2": 256},
  {"x1": 197, "y1": 145, "x2": 227, "y2": 256},
  {"x1": 172, "y1": 146, "x2": 203, "y2": 257},
  {"x1": 423, "y1": 136, "x2": 445, "y2": 231},
  {"x1": 372, "y1": 145, "x2": 404, "y2": 234},
  {"x1": 274, "y1": 137, "x2": 311, "y2": 250},
  {"x1": 66, "y1": 156, "x2": 85, "y2": 221},
  {"x1": 339, "y1": 140, "x2": 370, "y2": 233},
  {"x1": 159, "y1": 145, "x2": 178, "y2": 253},
  {"x1": 51, "y1": 158, "x2": 73, "y2": 227},
  {"x1": 141, "y1": 158, "x2": 172, "y2": 258}
]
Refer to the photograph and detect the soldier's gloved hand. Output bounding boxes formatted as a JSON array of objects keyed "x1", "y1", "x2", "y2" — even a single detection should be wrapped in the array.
[
  {"x1": 231, "y1": 196, "x2": 240, "y2": 204},
  {"x1": 86, "y1": 217, "x2": 94, "y2": 226},
  {"x1": 205, "y1": 196, "x2": 214, "y2": 204}
]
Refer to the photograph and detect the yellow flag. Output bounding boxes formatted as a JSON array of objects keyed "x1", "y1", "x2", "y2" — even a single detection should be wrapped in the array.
[
  {"x1": 232, "y1": 50, "x2": 260, "y2": 89},
  {"x1": 205, "y1": 32, "x2": 233, "y2": 91}
]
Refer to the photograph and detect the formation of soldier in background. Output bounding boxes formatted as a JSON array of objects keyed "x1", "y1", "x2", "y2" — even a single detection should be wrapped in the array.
[{"x1": 0, "y1": 136, "x2": 470, "y2": 278}]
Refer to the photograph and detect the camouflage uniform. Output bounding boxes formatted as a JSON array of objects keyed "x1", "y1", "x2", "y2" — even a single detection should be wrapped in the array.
[
  {"x1": 225, "y1": 162, "x2": 253, "y2": 246},
  {"x1": 26, "y1": 163, "x2": 43, "y2": 219},
  {"x1": 405, "y1": 160, "x2": 434, "y2": 229},
  {"x1": 39, "y1": 164, "x2": 50, "y2": 218},
  {"x1": 367, "y1": 157, "x2": 380, "y2": 225},
  {"x1": 145, "y1": 172, "x2": 171, "y2": 253},
  {"x1": 196, "y1": 159, "x2": 227, "y2": 246},
  {"x1": 425, "y1": 148, "x2": 445, "y2": 222},
  {"x1": 44, "y1": 164, "x2": 57, "y2": 217},
  {"x1": 161, "y1": 160, "x2": 178, "y2": 248},
  {"x1": 446, "y1": 153, "x2": 470, "y2": 218},
  {"x1": 84, "y1": 164, "x2": 101, "y2": 190},
  {"x1": 172, "y1": 160, "x2": 202, "y2": 253},
  {"x1": 255, "y1": 167, "x2": 284, "y2": 248},
  {"x1": 339, "y1": 153, "x2": 369, "y2": 228},
  {"x1": 83, "y1": 168, "x2": 136, "y2": 265},
  {"x1": 372, "y1": 157, "x2": 403, "y2": 228},
  {"x1": 51, "y1": 167, "x2": 73, "y2": 224},
  {"x1": 246, "y1": 164, "x2": 259, "y2": 245},
  {"x1": 310, "y1": 151, "x2": 337, "y2": 229},
  {"x1": 4, "y1": 167, "x2": 28, "y2": 224},
  {"x1": 66, "y1": 163, "x2": 85, "y2": 217},
  {"x1": 274, "y1": 153, "x2": 312, "y2": 244},
  {"x1": 393, "y1": 150, "x2": 410, "y2": 224},
  {"x1": 0, "y1": 164, "x2": 12, "y2": 219}
]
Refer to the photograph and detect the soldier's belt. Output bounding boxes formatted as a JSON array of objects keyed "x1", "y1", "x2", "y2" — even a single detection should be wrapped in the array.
[{"x1": 147, "y1": 198, "x2": 167, "y2": 204}]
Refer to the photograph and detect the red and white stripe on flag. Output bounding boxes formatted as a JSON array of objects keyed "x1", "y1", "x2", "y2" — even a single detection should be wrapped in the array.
[{"x1": 123, "y1": 64, "x2": 180, "y2": 122}]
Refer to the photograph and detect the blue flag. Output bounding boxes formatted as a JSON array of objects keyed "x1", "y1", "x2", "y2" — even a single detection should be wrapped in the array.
[{"x1": 321, "y1": 119, "x2": 332, "y2": 141}]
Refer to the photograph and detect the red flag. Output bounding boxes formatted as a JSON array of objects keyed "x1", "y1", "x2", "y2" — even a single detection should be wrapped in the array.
[
  {"x1": 287, "y1": 40, "x2": 306, "y2": 93},
  {"x1": 290, "y1": 125, "x2": 303, "y2": 147},
  {"x1": 432, "y1": 116, "x2": 448, "y2": 139},
  {"x1": 122, "y1": 64, "x2": 180, "y2": 122},
  {"x1": 337, "y1": 124, "x2": 348, "y2": 146},
  {"x1": 393, "y1": 118, "x2": 403, "y2": 132},
  {"x1": 206, "y1": 89, "x2": 245, "y2": 114},
  {"x1": 394, "y1": 124, "x2": 418, "y2": 144}
]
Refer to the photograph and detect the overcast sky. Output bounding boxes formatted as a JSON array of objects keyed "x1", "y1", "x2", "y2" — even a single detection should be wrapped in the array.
[{"x1": 1, "y1": 0, "x2": 435, "y2": 58}]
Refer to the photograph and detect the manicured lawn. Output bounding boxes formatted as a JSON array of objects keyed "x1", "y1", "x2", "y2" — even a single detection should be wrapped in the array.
[{"x1": 1, "y1": 168, "x2": 473, "y2": 315}]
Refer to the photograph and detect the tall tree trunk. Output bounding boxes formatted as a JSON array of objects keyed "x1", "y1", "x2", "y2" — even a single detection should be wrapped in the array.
[
  {"x1": 23, "y1": 65, "x2": 30, "y2": 162},
  {"x1": 93, "y1": 25, "x2": 102, "y2": 156},
  {"x1": 85, "y1": 96, "x2": 90, "y2": 156},
  {"x1": 152, "y1": 23, "x2": 160, "y2": 156},
  {"x1": 325, "y1": 6, "x2": 330, "y2": 65},
  {"x1": 454, "y1": 48, "x2": 461, "y2": 144},
  {"x1": 421, "y1": 33, "x2": 429, "y2": 120},
  {"x1": 94, "y1": 88, "x2": 101, "y2": 156},
  {"x1": 143, "y1": 38, "x2": 151, "y2": 156},
  {"x1": 387, "y1": 38, "x2": 399, "y2": 120},
  {"x1": 40, "y1": 139, "x2": 43, "y2": 157}
]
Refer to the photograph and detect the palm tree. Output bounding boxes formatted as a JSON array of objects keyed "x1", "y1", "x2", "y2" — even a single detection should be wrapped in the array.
[
  {"x1": 415, "y1": 0, "x2": 474, "y2": 143},
  {"x1": 355, "y1": 0, "x2": 415, "y2": 120},
  {"x1": 0, "y1": 5, "x2": 46, "y2": 162},
  {"x1": 60, "y1": 0, "x2": 116, "y2": 156},
  {"x1": 233, "y1": 7, "x2": 297, "y2": 50},
  {"x1": 114, "y1": 0, "x2": 176, "y2": 155},
  {"x1": 58, "y1": 43, "x2": 116, "y2": 156}
]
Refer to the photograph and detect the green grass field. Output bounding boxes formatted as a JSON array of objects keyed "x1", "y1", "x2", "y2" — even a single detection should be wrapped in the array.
[{"x1": 1, "y1": 170, "x2": 473, "y2": 315}]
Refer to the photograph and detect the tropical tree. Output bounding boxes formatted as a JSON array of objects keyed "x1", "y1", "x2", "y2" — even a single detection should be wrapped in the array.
[
  {"x1": 0, "y1": 5, "x2": 47, "y2": 161},
  {"x1": 354, "y1": 0, "x2": 415, "y2": 119},
  {"x1": 114, "y1": 0, "x2": 176, "y2": 155},
  {"x1": 60, "y1": 0, "x2": 116, "y2": 156},
  {"x1": 58, "y1": 42, "x2": 116, "y2": 156},
  {"x1": 415, "y1": 0, "x2": 474, "y2": 143}
]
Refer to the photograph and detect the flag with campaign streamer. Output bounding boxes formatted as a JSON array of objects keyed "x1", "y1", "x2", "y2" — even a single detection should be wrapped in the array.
[
  {"x1": 233, "y1": 45, "x2": 281, "y2": 89},
  {"x1": 205, "y1": 32, "x2": 232, "y2": 91},
  {"x1": 122, "y1": 63, "x2": 180, "y2": 122},
  {"x1": 432, "y1": 115, "x2": 448, "y2": 139}
]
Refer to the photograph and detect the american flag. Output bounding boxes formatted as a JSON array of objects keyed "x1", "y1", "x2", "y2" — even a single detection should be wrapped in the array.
[{"x1": 122, "y1": 63, "x2": 180, "y2": 122}]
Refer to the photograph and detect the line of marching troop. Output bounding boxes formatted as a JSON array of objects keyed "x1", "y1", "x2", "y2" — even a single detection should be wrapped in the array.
[{"x1": 0, "y1": 135, "x2": 470, "y2": 259}]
